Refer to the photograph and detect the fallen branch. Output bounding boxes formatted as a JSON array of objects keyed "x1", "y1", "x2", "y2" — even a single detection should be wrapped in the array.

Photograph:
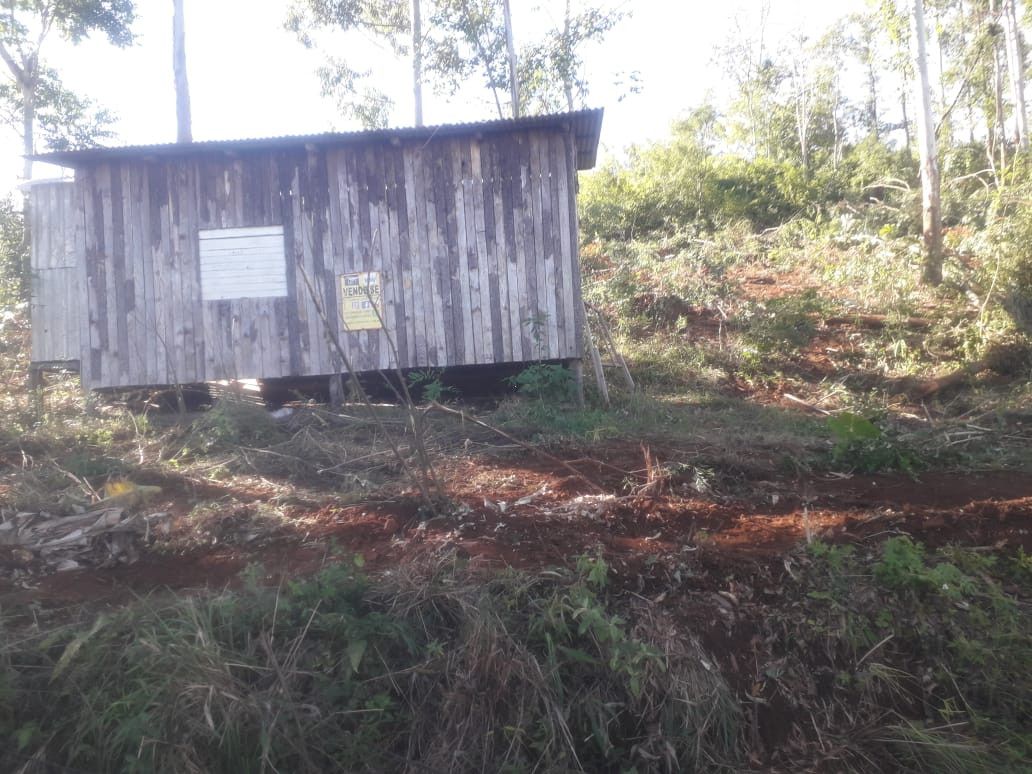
[{"x1": 819, "y1": 313, "x2": 933, "y2": 330}]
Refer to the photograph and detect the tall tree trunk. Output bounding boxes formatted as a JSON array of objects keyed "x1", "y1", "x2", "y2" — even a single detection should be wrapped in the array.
[
  {"x1": 173, "y1": 0, "x2": 192, "y2": 143},
  {"x1": 901, "y1": 89, "x2": 912, "y2": 151},
  {"x1": 912, "y1": 0, "x2": 943, "y2": 286},
  {"x1": 867, "y1": 60, "x2": 880, "y2": 138},
  {"x1": 563, "y1": 0, "x2": 574, "y2": 111},
  {"x1": 21, "y1": 81, "x2": 34, "y2": 181},
  {"x1": 1002, "y1": 0, "x2": 1029, "y2": 150},
  {"x1": 991, "y1": 0, "x2": 1009, "y2": 173},
  {"x1": 412, "y1": 0, "x2": 423, "y2": 126},
  {"x1": 20, "y1": 78, "x2": 35, "y2": 298},
  {"x1": 501, "y1": 0, "x2": 519, "y2": 118}
]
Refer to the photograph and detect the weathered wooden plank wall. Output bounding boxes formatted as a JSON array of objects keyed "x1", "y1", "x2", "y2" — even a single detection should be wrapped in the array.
[
  {"x1": 70, "y1": 126, "x2": 582, "y2": 389},
  {"x1": 29, "y1": 181, "x2": 84, "y2": 364}
]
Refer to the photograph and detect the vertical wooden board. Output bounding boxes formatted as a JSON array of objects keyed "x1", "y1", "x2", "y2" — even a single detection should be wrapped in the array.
[
  {"x1": 71, "y1": 178, "x2": 91, "y2": 385},
  {"x1": 174, "y1": 162, "x2": 202, "y2": 383},
  {"x1": 241, "y1": 156, "x2": 258, "y2": 226},
  {"x1": 219, "y1": 300, "x2": 236, "y2": 378},
  {"x1": 82, "y1": 172, "x2": 101, "y2": 385},
  {"x1": 119, "y1": 164, "x2": 142, "y2": 384},
  {"x1": 505, "y1": 137, "x2": 532, "y2": 360},
  {"x1": 371, "y1": 144, "x2": 396, "y2": 370},
  {"x1": 97, "y1": 163, "x2": 120, "y2": 384},
  {"x1": 466, "y1": 141, "x2": 494, "y2": 363},
  {"x1": 337, "y1": 148, "x2": 361, "y2": 370},
  {"x1": 445, "y1": 141, "x2": 467, "y2": 364},
  {"x1": 354, "y1": 147, "x2": 375, "y2": 371},
  {"x1": 389, "y1": 145, "x2": 415, "y2": 368},
  {"x1": 382, "y1": 146, "x2": 408, "y2": 368},
  {"x1": 431, "y1": 142, "x2": 458, "y2": 365},
  {"x1": 528, "y1": 133, "x2": 555, "y2": 359},
  {"x1": 450, "y1": 140, "x2": 477, "y2": 364},
  {"x1": 305, "y1": 148, "x2": 333, "y2": 376},
  {"x1": 201, "y1": 301, "x2": 221, "y2": 378},
  {"x1": 274, "y1": 154, "x2": 304, "y2": 376},
  {"x1": 473, "y1": 142, "x2": 505, "y2": 363},
  {"x1": 124, "y1": 165, "x2": 146, "y2": 383},
  {"x1": 233, "y1": 298, "x2": 251, "y2": 377},
  {"x1": 421, "y1": 145, "x2": 448, "y2": 366},
  {"x1": 534, "y1": 132, "x2": 560, "y2": 359},
  {"x1": 89, "y1": 165, "x2": 112, "y2": 385},
  {"x1": 547, "y1": 132, "x2": 572, "y2": 358},
  {"x1": 28, "y1": 187, "x2": 44, "y2": 360},
  {"x1": 291, "y1": 155, "x2": 314, "y2": 374},
  {"x1": 186, "y1": 161, "x2": 207, "y2": 381},
  {"x1": 324, "y1": 148, "x2": 347, "y2": 377},
  {"x1": 296, "y1": 156, "x2": 324, "y2": 375},
  {"x1": 460, "y1": 140, "x2": 485, "y2": 363},
  {"x1": 487, "y1": 140, "x2": 513, "y2": 361},
  {"x1": 68, "y1": 183, "x2": 86, "y2": 364},
  {"x1": 339, "y1": 149, "x2": 364, "y2": 371},
  {"x1": 493, "y1": 139, "x2": 521, "y2": 362},
  {"x1": 554, "y1": 132, "x2": 576, "y2": 357},
  {"x1": 254, "y1": 300, "x2": 269, "y2": 377},
  {"x1": 318, "y1": 151, "x2": 338, "y2": 374},
  {"x1": 145, "y1": 163, "x2": 169, "y2": 384},
  {"x1": 276, "y1": 297, "x2": 291, "y2": 376},
  {"x1": 403, "y1": 146, "x2": 431, "y2": 367},
  {"x1": 161, "y1": 161, "x2": 184, "y2": 385},
  {"x1": 541, "y1": 132, "x2": 562, "y2": 357},
  {"x1": 135, "y1": 165, "x2": 155, "y2": 383},
  {"x1": 563, "y1": 129, "x2": 584, "y2": 355},
  {"x1": 521, "y1": 132, "x2": 546, "y2": 359}
]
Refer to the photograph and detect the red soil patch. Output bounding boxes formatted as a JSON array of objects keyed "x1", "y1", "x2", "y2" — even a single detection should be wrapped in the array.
[{"x1": 5, "y1": 448, "x2": 1029, "y2": 607}]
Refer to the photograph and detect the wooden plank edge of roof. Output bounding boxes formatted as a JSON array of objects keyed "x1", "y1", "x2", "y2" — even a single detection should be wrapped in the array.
[{"x1": 29, "y1": 108, "x2": 605, "y2": 171}]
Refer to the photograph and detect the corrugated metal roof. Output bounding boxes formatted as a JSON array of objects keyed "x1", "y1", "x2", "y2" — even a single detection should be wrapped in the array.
[{"x1": 30, "y1": 108, "x2": 604, "y2": 170}]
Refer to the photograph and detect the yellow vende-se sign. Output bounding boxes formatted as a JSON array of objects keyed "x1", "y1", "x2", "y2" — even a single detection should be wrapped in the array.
[{"x1": 339, "y1": 271, "x2": 383, "y2": 331}]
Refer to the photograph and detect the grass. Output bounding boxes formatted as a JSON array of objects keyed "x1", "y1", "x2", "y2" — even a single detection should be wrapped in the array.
[
  {"x1": 0, "y1": 554, "x2": 742, "y2": 773},
  {"x1": 784, "y1": 538, "x2": 1032, "y2": 772},
  {"x1": 1, "y1": 214, "x2": 1030, "y2": 771}
]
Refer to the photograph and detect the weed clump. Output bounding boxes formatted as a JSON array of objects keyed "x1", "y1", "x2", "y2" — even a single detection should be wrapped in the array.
[
  {"x1": 0, "y1": 555, "x2": 741, "y2": 773},
  {"x1": 790, "y1": 538, "x2": 1032, "y2": 771}
]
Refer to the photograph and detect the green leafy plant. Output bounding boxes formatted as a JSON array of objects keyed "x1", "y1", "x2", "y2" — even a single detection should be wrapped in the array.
[
  {"x1": 826, "y1": 412, "x2": 916, "y2": 473},
  {"x1": 506, "y1": 363, "x2": 575, "y2": 402},
  {"x1": 407, "y1": 368, "x2": 455, "y2": 402}
]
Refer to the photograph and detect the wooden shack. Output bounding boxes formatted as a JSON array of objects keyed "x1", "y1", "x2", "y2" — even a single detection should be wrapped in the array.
[{"x1": 28, "y1": 108, "x2": 603, "y2": 390}]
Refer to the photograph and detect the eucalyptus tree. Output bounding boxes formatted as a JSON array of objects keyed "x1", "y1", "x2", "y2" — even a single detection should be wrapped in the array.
[
  {"x1": 173, "y1": 0, "x2": 190, "y2": 142},
  {"x1": 517, "y1": 0, "x2": 628, "y2": 115},
  {"x1": 287, "y1": 0, "x2": 409, "y2": 128},
  {"x1": 0, "y1": 0, "x2": 136, "y2": 179},
  {"x1": 290, "y1": 0, "x2": 629, "y2": 126},
  {"x1": 912, "y1": 0, "x2": 944, "y2": 285}
]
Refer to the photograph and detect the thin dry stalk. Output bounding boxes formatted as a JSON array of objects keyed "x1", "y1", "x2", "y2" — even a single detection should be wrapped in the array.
[{"x1": 295, "y1": 263, "x2": 441, "y2": 511}]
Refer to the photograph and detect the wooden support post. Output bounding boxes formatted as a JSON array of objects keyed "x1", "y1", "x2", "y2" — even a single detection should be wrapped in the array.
[
  {"x1": 328, "y1": 372, "x2": 344, "y2": 408},
  {"x1": 586, "y1": 302, "x2": 635, "y2": 393},
  {"x1": 570, "y1": 358, "x2": 585, "y2": 409},
  {"x1": 586, "y1": 331, "x2": 609, "y2": 407},
  {"x1": 29, "y1": 366, "x2": 44, "y2": 423}
]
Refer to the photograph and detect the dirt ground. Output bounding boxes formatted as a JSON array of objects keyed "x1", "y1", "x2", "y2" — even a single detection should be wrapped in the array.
[{"x1": 4, "y1": 441, "x2": 1028, "y2": 608}]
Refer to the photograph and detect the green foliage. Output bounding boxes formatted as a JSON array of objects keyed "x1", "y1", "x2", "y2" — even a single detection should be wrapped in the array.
[
  {"x1": 407, "y1": 368, "x2": 455, "y2": 402},
  {"x1": 801, "y1": 538, "x2": 1032, "y2": 770},
  {"x1": 185, "y1": 397, "x2": 283, "y2": 454},
  {"x1": 0, "y1": 557, "x2": 741, "y2": 772},
  {"x1": 0, "y1": 198, "x2": 26, "y2": 307},
  {"x1": 826, "y1": 412, "x2": 916, "y2": 474},
  {"x1": 506, "y1": 362, "x2": 574, "y2": 402},
  {"x1": 739, "y1": 290, "x2": 826, "y2": 355}
]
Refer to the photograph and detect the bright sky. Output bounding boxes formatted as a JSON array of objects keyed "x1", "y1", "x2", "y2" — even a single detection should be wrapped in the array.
[{"x1": 10, "y1": 0, "x2": 867, "y2": 185}]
